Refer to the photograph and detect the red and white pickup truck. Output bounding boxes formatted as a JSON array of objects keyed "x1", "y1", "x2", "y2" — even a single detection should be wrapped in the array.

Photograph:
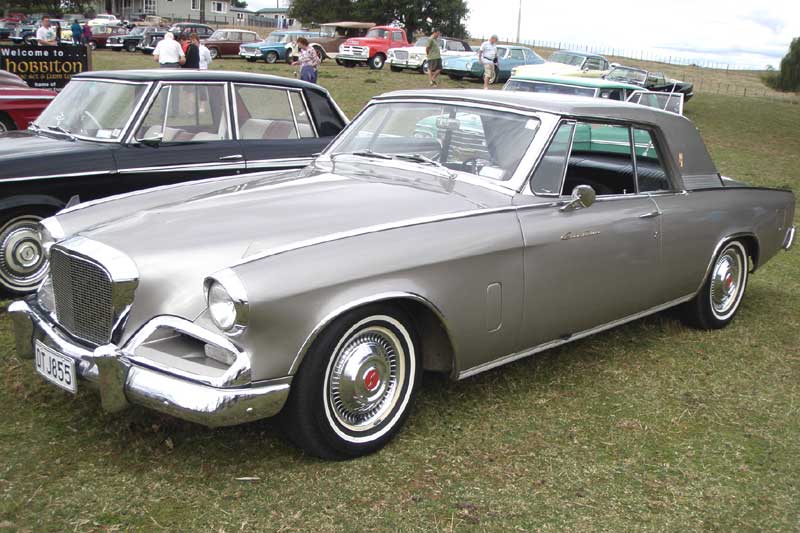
[{"x1": 337, "y1": 25, "x2": 410, "y2": 69}]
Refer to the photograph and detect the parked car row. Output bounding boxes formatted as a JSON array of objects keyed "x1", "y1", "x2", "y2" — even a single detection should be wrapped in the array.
[{"x1": 2, "y1": 71, "x2": 795, "y2": 461}]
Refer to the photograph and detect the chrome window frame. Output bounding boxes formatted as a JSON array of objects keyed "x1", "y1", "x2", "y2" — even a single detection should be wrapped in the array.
[
  {"x1": 503, "y1": 78, "x2": 600, "y2": 98},
  {"x1": 33, "y1": 78, "x2": 153, "y2": 144},
  {"x1": 627, "y1": 89, "x2": 685, "y2": 116},
  {"x1": 230, "y1": 82, "x2": 318, "y2": 140},
  {"x1": 528, "y1": 119, "x2": 576, "y2": 197},
  {"x1": 319, "y1": 97, "x2": 558, "y2": 193},
  {"x1": 124, "y1": 80, "x2": 233, "y2": 144}
]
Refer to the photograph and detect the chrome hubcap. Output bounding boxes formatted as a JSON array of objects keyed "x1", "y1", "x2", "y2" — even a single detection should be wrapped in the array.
[
  {"x1": 328, "y1": 325, "x2": 405, "y2": 432},
  {"x1": 710, "y1": 248, "x2": 743, "y2": 316},
  {"x1": 0, "y1": 215, "x2": 47, "y2": 290}
]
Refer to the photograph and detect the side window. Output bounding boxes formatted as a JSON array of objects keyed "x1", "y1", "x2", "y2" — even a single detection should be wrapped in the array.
[
  {"x1": 509, "y1": 48, "x2": 524, "y2": 60},
  {"x1": 289, "y1": 91, "x2": 316, "y2": 138},
  {"x1": 230, "y1": 32, "x2": 241, "y2": 41},
  {"x1": 634, "y1": 129, "x2": 671, "y2": 192},
  {"x1": 305, "y1": 90, "x2": 346, "y2": 137},
  {"x1": 243, "y1": 32, "x2": 256, "y2": 42},
  {"x1": 446, "y1": 40, "x2": 465, "y2": 52},
  {"x1": 531, "y1": 122, "x2": 574, "y2": 195},
  {"x1": 584, "y1": 58, "x2": 604, "y2": 70},
  {"x1": 598, "y1": 88, "x2": 624, "y2": 101},
  {"x1": 392, "y1": 31, "x2": 404, "y2": 41},
  {"x1": 135, "y1": 84, "x2": 230, "y2": 142},
  {"x1": 234, "y1": 84, "x2": 299, "y2": 140},
  {"x1": 495, "y1": 47, "x2": 507, "y2": 59},
  {"x1": 563, "y1": 122, "x2": 635, "y2": 196}
]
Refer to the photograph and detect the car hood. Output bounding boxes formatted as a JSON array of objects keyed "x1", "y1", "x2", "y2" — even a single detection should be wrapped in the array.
[
  {"x1": 76, "y1": 162, "x2": 510, "y2": 335},
  {"x1": 443, "y1": 54, "x2": 478, "y2": 68},
  {"x1": 513, "y1": 62, "x2": 582, "y2": 76},
  {"x1": 0, "y1": 131, "x2": 116, "y2": 179},
  {"x1": 344, "y1": 38, "x2": 390, "y2": 47}
]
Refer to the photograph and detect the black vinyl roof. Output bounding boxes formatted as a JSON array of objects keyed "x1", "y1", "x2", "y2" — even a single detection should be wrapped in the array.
[{"x1": 74, "y1": 69, "x2": 326, "y2": 94}]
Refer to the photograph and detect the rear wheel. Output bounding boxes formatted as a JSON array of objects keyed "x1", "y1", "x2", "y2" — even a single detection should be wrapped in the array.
[
  {"x1": 0, "y1": 208, "x2": 54, "y2": 295},
  {"x1": 681, "y1": 240, "x2": 749, "y2": 330},
  {"x1": 368, "y1": 53, "x2": 386, "y2": 70},
  {"x1": 312, "y1": 45, "x2": 326, "y2": 61},
  {"x1": 265, "y1": 51, "x2": 278, "y2": 64},
  {"x1": 208, "y1": 47, "x2": 219, "y2": 59},
  {"x1": 88, "y1": 40, "x2": 97, "y2": 50},
  {"x1": 0, "y1": 113, "x2": 15, "y2": 133},
  {"x1": 281, "y1": 304, "x2": 420, "y2": 459}
]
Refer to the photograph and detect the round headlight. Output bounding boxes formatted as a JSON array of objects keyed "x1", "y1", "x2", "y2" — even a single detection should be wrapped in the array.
[{"x1": 208, "y1": 281, "x2": 237, "y2": 331}]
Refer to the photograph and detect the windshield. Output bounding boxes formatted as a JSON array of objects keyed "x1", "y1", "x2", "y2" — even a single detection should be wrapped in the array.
[
  {"x1": 34, "y1": 80, "x2": 149, "y2": 141},
  {"x1": 265, "y1": 32, "x2": 286, "y2": 43},
  {"x1": 331, "y1": 102, "x2": 540, "y2": 181},
  {"x1": 504, "y1": 79, "x2": 596, "y2": 97},
  {"x1": 607, "y1": 67, "x2": 647, "y2": 83},
  {"x1": 548, "y1": 52, "x2": 585, "y2": 66},
  {"x1": 365, "y1": 28, "x2": 389, "y2": 39},
  {"x1": 414, "y1": 37, "x2": 430, "y2": 47}
]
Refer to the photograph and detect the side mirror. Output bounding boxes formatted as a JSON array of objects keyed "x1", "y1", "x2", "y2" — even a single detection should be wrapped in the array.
[
  {"x1": 560, "y1": 184, "x2": 596, "y2": 212},
  {"x1": 137, "y1": 132, "x2": 163, "y2": 146}
]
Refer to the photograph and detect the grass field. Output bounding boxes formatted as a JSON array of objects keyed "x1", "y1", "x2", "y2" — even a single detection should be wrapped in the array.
[{"x1": 1, "y1": 51, "x2": 799, "y2": 531}]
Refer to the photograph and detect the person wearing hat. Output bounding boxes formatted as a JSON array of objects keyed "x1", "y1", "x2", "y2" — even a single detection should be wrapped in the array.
[
  {"x1": 477, "y1": 35, "x2": 499, "y2": 90},
  {"x1": 426, "y1": 29, "x2": 443, "y2": 87}
]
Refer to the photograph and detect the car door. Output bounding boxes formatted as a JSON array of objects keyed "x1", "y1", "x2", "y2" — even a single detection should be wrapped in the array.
[
  {"x1": 232, "y1": 83, "x2": 330, "y2": 171},
  {"x1": 501, "y1": 48, "x2": 526, "y2": 79},
  {"x1": 224, "y1": 31, "x2": 241, "y2": 56},
  {"x1": 113, "y1": 81, "x2": 245, "y2": 190},
  {"x1": 514, "y1": 120, "x2": 663, "y2": 349}
]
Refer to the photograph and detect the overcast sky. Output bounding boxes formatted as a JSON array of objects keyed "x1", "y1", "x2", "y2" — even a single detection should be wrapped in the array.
[
  {"x1": 249, "y1": 0, "x2": 798, "y2": 68},
  {"x1": 467, "y1": 0, "x2": 799, "y2": 68}
]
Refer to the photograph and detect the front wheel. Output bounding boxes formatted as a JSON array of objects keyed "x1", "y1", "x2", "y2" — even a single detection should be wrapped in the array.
[
  {"x1": 265, "y1": 51, "x2": 278, "y2": 64},
  {"x1": 368, "y1": 54, "x2": 386, "y2": 70},
  {"x1": 420, "y1": 60, "x2": 429, "y2": 74},
  {"x1": 0, "y1": 112, "x2": 15, "y2": 132},
  {"x1": 0, "y1": 209, "x2": 53, "y2": 295},
  {"x1": 281, "y1": 304, "x2": 420, "y2": 459},
  {"x1": 680, "y1": 240, "x2": 749, "y2": 330},
  {"x1": 126, "y1": 41, "x2": 137, "y2": 52}
]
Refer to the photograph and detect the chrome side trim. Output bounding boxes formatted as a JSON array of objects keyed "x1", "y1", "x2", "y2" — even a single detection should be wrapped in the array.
[
  {"x1": 246, "y1": 157, "x2": 314, "y2": 170},
  {"x1": 783, "y1": 226, "x2": 795, "y2": 251},
  {"x1": 0, "y1": 170, "x2": 113, "y2": 184},
  {"x1": 457, "y1": 293, "x2": 695, "y2": 379},
  {"x1": 234, "y1": 205, "x2": 518, "y2": 267},
  {"x1": 0, "y1": 95, "x2": 55, "y2": 100},
  {"x1": 288, "y1": 291, "x2": 454, "y2": 375},
  {"x1": 116, "y1": 161, "x2": 245, "y2": 174}
]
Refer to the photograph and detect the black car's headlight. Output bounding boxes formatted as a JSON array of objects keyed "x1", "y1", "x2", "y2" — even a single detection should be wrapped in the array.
[{"x1": 204, "y1": 270, "x2": 248, "y2": 334}]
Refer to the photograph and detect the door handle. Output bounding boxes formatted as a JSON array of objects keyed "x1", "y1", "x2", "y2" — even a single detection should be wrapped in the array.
[
  {"x1": 219, "y1": 154, "x2": 243, "y2": 161},
  {"x1": 639, "y1": 211, "x2": 661, "y2": 219}
]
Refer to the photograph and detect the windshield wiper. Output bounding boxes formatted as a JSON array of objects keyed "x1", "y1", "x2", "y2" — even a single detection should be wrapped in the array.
[
  {"x1": 46, "y1": 125, "x2": 76, "y2": 141},
  {"x1": 394, "y1": 153, "x2": 456, "y2": 177},
  {"x1": 332, "y1": 149, "x2": 393, "y2": 161},
  {"x1": 28, "y1": 123, "x2": 42, "y2": 133}
]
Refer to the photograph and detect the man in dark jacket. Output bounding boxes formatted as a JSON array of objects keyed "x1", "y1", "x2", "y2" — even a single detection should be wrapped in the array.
[{"x1": 182, "y1": 33, "x2": 200, "y2": 68}]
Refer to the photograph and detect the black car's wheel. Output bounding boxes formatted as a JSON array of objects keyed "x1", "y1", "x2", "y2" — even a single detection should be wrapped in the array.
[
  {"x1": 208, "y1": 47, "x2": 219, "y2": 59},
  {"x1": 0, "y1": 208, "x2": 53, "y2": 295},
  {"x1": 126, "y1": 41, "x2": 137, "y2": 52},
  {"x1": 368, "y1": 53, "x2": 386, "y2": 70},
  {"x1": 0, "y1": 112, "x2": 15, "y2": 133},
  {"x1": 265, "y1": 51, "x2": 278, "y2": 64},
  {"x1": 448, "y1": 74, "x2": 463, "y2": 81},
  {"x1": 681, "y1": 240, "x2": 749, "y2": 330},
  {"x1": 389, "y1": 65, "x2": 403, "y2": 72},
  {"x1": 281, "y1": 304, "x2": 421, "y2": 459}
]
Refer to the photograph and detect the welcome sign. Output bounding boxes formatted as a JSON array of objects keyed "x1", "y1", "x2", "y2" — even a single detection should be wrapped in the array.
[{"x1": 0, "y1": 44, "x2": 91, "y2": 89}]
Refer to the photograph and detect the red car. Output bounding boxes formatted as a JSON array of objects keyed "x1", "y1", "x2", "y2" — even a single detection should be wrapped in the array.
[{"x1": 0, "y1": 72, "x2": 57, "y2": 133}]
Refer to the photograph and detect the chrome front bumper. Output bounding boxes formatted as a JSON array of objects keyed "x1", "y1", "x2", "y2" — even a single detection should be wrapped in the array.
[{"x1": 8, "y1": 299, "x2": 290, "y2": 427}]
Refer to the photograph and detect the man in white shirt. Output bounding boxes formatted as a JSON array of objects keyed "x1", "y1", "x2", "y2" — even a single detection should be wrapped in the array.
[
  {"x1": 477, "y1": 35, "x2": 499, "y2": 90},
  {"x1": 153, "y1": 32, "x2": 185, "y2": 68},
  {"x1": 35, "y1": 16, "x2": 57, "y2": 46},
  {"x1": 196, "y1": 35, "x2": 212, "y2": 70}
]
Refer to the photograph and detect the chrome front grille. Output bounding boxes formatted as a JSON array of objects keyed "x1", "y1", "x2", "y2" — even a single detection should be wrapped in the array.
[
  {"x1": 394, "y1": 50, "x2": 408, "y2": 60},
  {"x1": 51, "y1": 248, "x2": 114, "y2": 345}
]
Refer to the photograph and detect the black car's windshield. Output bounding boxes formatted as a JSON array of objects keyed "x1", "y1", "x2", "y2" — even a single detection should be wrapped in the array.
[
  {"x1": 331, "y1": 102, "x2": 540, "y2": 181},
  {"x1": 607, "y1": 67, "x2": 648, "y2": 84},
  {"x1": 129, "y1": 26, "x2": 145, "y2": 36},
  {"x1": 34, "y1": 80, "x2": 149, "y2": 141}
]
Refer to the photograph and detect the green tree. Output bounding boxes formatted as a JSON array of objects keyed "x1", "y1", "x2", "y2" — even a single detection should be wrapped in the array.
[
  {"x1": 766, "y1": 37, "x2": 800, "y2": 92},
  {"x1": 288, "y1": 0, "x2": 469, "y2": 39},
  {"x1": 231, "y1": 0, "x2": 248, "y2": 8}
]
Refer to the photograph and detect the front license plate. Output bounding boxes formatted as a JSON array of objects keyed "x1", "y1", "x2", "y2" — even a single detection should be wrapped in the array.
[{"x1": 35, "y1": 341, "x2": 77, "y2": 394}]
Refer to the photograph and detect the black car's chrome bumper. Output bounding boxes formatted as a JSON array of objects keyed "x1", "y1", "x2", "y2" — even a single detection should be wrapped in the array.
[{"x1": 8, "y1": 299, "x2": 290, "y2": 427}]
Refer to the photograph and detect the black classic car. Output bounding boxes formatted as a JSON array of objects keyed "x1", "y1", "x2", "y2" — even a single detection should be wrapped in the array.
[
  {"x1": 139, "y1": 23, "x2": 214, "y2": 53},
  {"x1": 0, "y1": 70, "x2": 348, "y2": 294},
  {"x1": 107, "y1": 25, "x2": 149, "y2": 52},
  {"x1": 605, "y1": 65, "x2": 694, "y2": 101}
]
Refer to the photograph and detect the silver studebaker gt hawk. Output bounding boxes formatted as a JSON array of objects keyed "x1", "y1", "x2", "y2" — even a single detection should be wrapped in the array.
[{"x1": 10, "y1": 90, "x2": 796, "y2": 459}]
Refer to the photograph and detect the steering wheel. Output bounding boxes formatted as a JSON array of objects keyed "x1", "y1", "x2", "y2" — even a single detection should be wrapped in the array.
[{"x1": 80, "y1": 110, "x2": 102, "y2": 133}]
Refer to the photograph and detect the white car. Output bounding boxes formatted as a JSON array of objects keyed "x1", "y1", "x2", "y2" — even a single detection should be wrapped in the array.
[
  {"x1": 89, "y1": 14, "x2": 120, "y2": 26},
  {"x1": 511, "y1": 49, "x2": 610, "y2": 78},
  {"x1": 387, "y1": 36, "x2": 472, "y2": 73}
]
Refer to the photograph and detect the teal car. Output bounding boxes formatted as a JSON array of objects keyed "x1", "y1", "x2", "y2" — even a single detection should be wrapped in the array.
[
  {"x1": 442, "y1": 46, "x2": 544, "y2": 84},
  {"x1": 239, "y1": 30, "x2": 319, "y2": 63},
  {"x1": 504, "y1": 73, "x2": 684, "y2": 115}
]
